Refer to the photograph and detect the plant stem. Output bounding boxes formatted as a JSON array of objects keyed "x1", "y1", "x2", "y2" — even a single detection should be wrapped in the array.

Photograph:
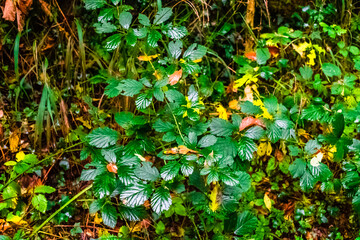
[{"x1": 29, "y1": 184, "x2": 93, "y2": 238}]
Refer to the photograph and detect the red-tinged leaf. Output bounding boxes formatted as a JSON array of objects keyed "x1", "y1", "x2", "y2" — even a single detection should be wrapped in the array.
[
  {"x1": 245, "y1": 51, "x2": 256, "y2": 61},
  {"x1": 239, "y1": 116, "x2": 265, "y2": 131},
  {"x1": 268, "y1": 46, "x2": 279, "y2": 57},
  {"x1": 169, "y1": 69, "x2": 182, "y2": 85},
  {"x1": 2, "y1": 0, "x2": 16, "y2": 21},
  {"x1": 107, "y1": 163, "x2": 118, "y2": 173}
]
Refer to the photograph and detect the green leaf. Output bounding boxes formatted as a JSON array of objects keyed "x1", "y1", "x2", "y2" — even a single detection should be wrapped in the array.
[
  {"x1": 121, "y1": 183, "x2": 152, "y2": 207},
  {"x1": 256, "y1": 48, "x2": 271, "y2": 65},
  {"x1": 135, "y1": 93, "x2": 152, "y2": 109},
  {"x1": 138, "y1": 14, "x2": 151, "y2": 26},
  {"x1": 210, "y1": 118, "x2": 236, "y2": 137},
  {"x1": 111, "y1": 0, "x2": 121, "y2": 5},
  {"x1": 119, "y1": 205, "x2": 146, "y2": 221},
  {"x1": 98, "y1": 8, "x2": 115, "y2": 22},
  {"x1": 151, "y1": 187, "x2": 172, "y2": 214},
  {"x1": 89, "y1": 199, "x2": 104, "y2": 214},
  {"x1": 81, "y1": 168, "x2": 105, "y2": 181},
  {"x1": 322, "y1": 63, "x2": 341, "y2": 77},
  {"x1": 168, "y1": 40, "x2": 183, "y2": 59},
  {"x1": 237, "y1": 137, "x2": 257, "y2": 161},
  {"x1": 34, "y1": 185, "x2": 56, "y2": 194},
  {"x1": 153, "y1": 119, "x2": 175, "y2": 132},
  {"x1": 198, "y1": 135, "x2": 217, "y2": 148},
  {"x1": 126, "y1": 30, "x2": 137, "y2": 46},
  {"x1": 94, "y1": 22, "x2": 117, "y2": 34},
  {"x1": 93, "y1": 173, "x2": 116, "y2": 198},
  {"x1": 102, "y1": 204, "x2": 118, "y2": 228},
  {"x1": 147, "y1": 30, "x2": 162, "y2": 47},
  {"x1": 331, "y1": 113, "x2": 344, "y2": 138},
  {"x1": 32, "y1": 194, "x2": 47, "y2": 213},
  {"x1": 120, "y1": 79, "x2": 143, "y2": 97},
  {"x1": 289, "y1": 158, "x2": 306, "y2": 178},
  {"x1": 166, "y1": 26, "x2": 188, "y2": 40},
  {"x1": 134, "y1": 162, "x2": 160, "y2": 181},
  {"x1": 239, "y1": 101, "x2": 262, "y2": 115},
  {"x1": 244, "y1": 126, "x2": 265, "y2": 140},
  {"x1": 161, "y1": 161, "x2": 181, "y2": 181},
  {"x1": 84, "y1": 0, "x2": 106, "y2": 10},
  {"x1": 183, "y1": 43, "x2": 207, "y2": 61},
  {"x1": 234, "y1": 211, "x2": 258, "y2": 235},
  {"x1": 88, "y1": 127, "x2": 119, "y2": 148},
  {"x1": 300, "y1": 170, "x2": 315, "y2": 192},
  {"x1": 105, "y1": 34, "x2": 122, "y2": 51},
  {"x1": 304, "y1": 139, "x2": 321, "y2": 155},
  {"x1": 153, "y1": 8, "x2": 173, "y2": 25},
  {"x1": 119, "y1": 12, "x2": 132, "y2": 29},
  {"x1": 156, "y1": 221, "x2": 166, "y2": 235},
  {"x1": 181, "y1": 162, "x2": 194, "y2": 176},
  {"x1": 300, "y1": 65, "x2": 313, "y2": 80}
]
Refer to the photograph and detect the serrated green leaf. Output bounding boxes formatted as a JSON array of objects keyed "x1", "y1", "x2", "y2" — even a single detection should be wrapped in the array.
[
  {"x1": 89, "y1": 199, "x2": 104, "y2": 214},
  {"x1": 256, "y1": 48, "x2": 271, "y2": 65},
  {"x1": 183, "y1": 43, "x2": 207, "y2": 61},
  {"x1": 151, "y1": 187, "x2": 172, "y2": 214},
  {"x1": 84, "y1": 0, "x2": 106, "y2": 10},
  {"x1": 120, "y1": 79, "x2": 143, "y2": 97},
  {"x1": 121, "y1": 183, "x2": 152, "y2": 207},
  {"x1": 93, "y1": 173, "x2": 116, "y2": 198},
  {"x1": 134, "y1": 162, "x2": 160, "y2": 181},
  {"x1": 289, "y1": 158, "x2": 306, "y2": 178},
  {"x1": 234, "y1": 211, "x2": 258, "y2": 235},
  {"x1": 238, "y1": 137, "x2": 257, "y2": 161},
  {"x1": 153, "y1": 8, "x2": 172, "y2": 25},
  {"x1": 147, "y1": 30, "x2": 162, "y2": 47},
  {"x1": 304, "y1": 139, "x2": 321, "y2": 155},
  {"x1": 161, "y1": 161, "x2": 181, "y2": 181},
  {"x1": 153, "y1": 119, "x2": 175, "y2": 132},
  {"x1": 32, "y1": 194, "x2": 47, "y2": 213},
  {"x1": 210, "y1": 118, "x2": 236, "y2": 137},
  {"x1": 135, "y1": 93, "x2": 152, "y2": 109},
  {"x1": 168, "y1": 40, "x2": 183, "y2": 59},
  {"x1": 245, "y1": 126, "x2": 265, "y2": 140},
  {"x1": 119, "y1": 12, "x2": 132, "y2": 29},
  {"x1": 119, "y1": 205, "x2": 146, "y2": 221},
  {"x1": 94, "y1": 22, "x2": 117, "y2": 34},
  {"x1": 88, "y1": 127, "x2": 119, "y2": 148},
  {"x1": 198, "y1": 135, "x2": 217, "y2": 148},
  {"x1": 166, "y1": 26, "x2": 187, "y2": 39},
  {"x1": 300, "y1": 65, "x2": 313, "y2": 80},
  {"x1": 102, "y1": 204, "x2": 118, "y2": 228},
  {"x1": 300, "y1": 170, "x2": 315, "y2": 192},
  {"x1": 98, "y1": 8, "x2": 115, "y2": 22},
  {"x1": 105, "y1": 34, "x2": 122, "y2": 51},
  {"x1": 138, "y1": 14, "x2": 150, "y2": 26},
  {"x1": 322, "y1": 63, "x2": 341, "y2": 77}
]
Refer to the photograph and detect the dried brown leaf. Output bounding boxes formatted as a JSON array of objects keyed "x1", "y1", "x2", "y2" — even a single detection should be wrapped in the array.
[{"x1": 2, "y1": 0, "x2": 16, "y2": 21}]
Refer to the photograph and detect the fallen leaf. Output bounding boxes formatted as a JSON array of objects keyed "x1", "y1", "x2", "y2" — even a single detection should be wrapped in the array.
[
  {"x1": 268, "y1": 46, "x2": 279, "y2": 57},
  {"x1": 38, "y1": 0, "x2": 52, "y2": 18},
  {"x1": 2, "y1": 0, "x2": 16, "y2": 21},
  {"x1": 9, "y1": 130, "x2": 20, "y2": 152},
  {"x1": 140, "y1": 219, "x2": 151, "y2": 229},
  {"x1": 245, "y1": 51, "x2": 256, "y2": 61},
  {"x1": 239, "y1": 85, "x2": 254, "y2": 102},
  {"x1": 209, "y1": 182, "x2": 221, "y2": 212},
  {"x1": 228, "y1": 99, "x2": 240, "y2": 110},
  {"x1": 169, "y1": 69, "x2": 182, "y2": 85},
  {"x1": 239, "y1": 116, "x2": 265, "y2": 131},
  {"x1": 94, "y1": 213, "x2": 102, "y2": 224},
  {"x1": 216, "y1": 104, "x2": 228, "y2": 120},
  {"x1": 275, "y1": 149, "x2": 284, "y2": 161},
  {"x1": 264, "y1": 193, "x2": 272, "y2": 211},
  {"x1": 106, "y1": 163, "x2": 118, "y2": 173},
  {"x1": 137, "y1": 54, "x2": 160, "y2": 61}
]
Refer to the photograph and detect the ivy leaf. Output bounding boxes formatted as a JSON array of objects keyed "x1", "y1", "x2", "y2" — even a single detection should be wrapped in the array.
[
  {"x1": 153, "y1": 8, "x2": 172, "y2": 25},
  {"x1": 121, "y1": 183, "x2": 152, "y2": 207},
  {"x1": 198, "y1": 135, "x2": 217, "y2": 148},
  {"x1": 119, "y1": 11, "x2": 132, "y2": 29},
  {"x1": 256, "y1": 48, "x2": 271, "y2": 65},
  {"x1": 101, "y1": 204, "x2": 118, "y2": 228},
  {"x1": 289, "y1": 158, "x2": 306, "y2": 178},
  {"x1": 84, "y1": 0, "x2": 106, "y2": 10},
  {"x1": 32, "y1": 194, "x2": 47, "y2": 213},
  {"x1": 134, "y1": 162, "x2": 160, "y2": 181},
  {"x1": 168, "y1": 40, "x2": 183, "y2": 59},
  {"x1": 234, "y1": 211, "x2": 258, "y2": 235},
  {"x1": 238, "y1": 137, "x2": 257, "y2": 161},
  {"x1": 138, "y1": 13, "x2": 150, "y2": 26},
  {"x1": 151, "y1": 187, "x2": 172, "y2": 214},
  {"x1": 88, "y1": 127, "x2": 119, "y2": 148},
  {"x1": 161, "y1": 161, "x2": 181, "y2": 181},
  {"x1": 322, "y1": 63, "x2": 341, "y2": 77},
  {"x1": 210, "y1": 118, "x2": 236, "y2": 137}
]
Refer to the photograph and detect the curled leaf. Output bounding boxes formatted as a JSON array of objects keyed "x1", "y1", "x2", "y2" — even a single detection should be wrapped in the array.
[
  {"x1": 2, "y1": 0, "x2": 16, "y2": 21},
  {"x1": 239, "y1": 116, "x2": 265, "y2": 131},
  {"x1": 106, "y1": 163, "x2": 118, "y2": 173}
]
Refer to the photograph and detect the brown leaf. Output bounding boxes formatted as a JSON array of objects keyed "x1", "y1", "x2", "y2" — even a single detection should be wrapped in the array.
[
  {"x1": 2, "y1": 0, "x2": 16, "y2": 21},
  {"x1": 268, "y1": 46, "x2": 279, "y2": 57},
  {"x1": 16, "y1": 0, "x2": 33, "y2": 16},
  {"x1": 9, "y1": 130, "x2": 20, "y2": 152},
  {"x1": 239, "y1": 116, "x2": 265, "y2": 131},
  {"x1": 169, "y1": 69, "x2": 182, "y2": 85},
  {"x1": 106, "y1": 163, "x2": 118, "y2": 173},
  {"x1": 38, "y1": 0, "x2": 52, "y2": 18}
]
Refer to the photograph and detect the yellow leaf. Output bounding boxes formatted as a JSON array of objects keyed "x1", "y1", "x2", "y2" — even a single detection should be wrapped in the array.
[
  {"x1": 6, "y1": 213, "x2": 26, "y2": 225},
  {"x1": 264, "y1": 193, "x2": 272, "y2": 211},
  {"x1": 153, "y1": 70, "x2": 162, "y2": 80},
  {"x1": 16, "y1": 151, "x2": 25, "y2": 162},
  {"x1": 306, "y1": 49, "x2": 316, "y2": 66},
  {"x1": 9, "y1": 131, "x2": 20, "y2": 152},
  {"x1": 228, "y1": 99, "x2": 240, "y2": 110},
  {"x1": 137, "y1": 54, "x2": 160, "y2": 61},
  {"x1": 266, "y1": 142, "x2": 272, "y2": 156},
  {"x1": 193, "y1": 58, "x2": 202, "y2": 63},
  {"x1": 216, "y1": 104, "x2": 228, "y2": 120},
  {"x1": 257, "y1": 142, "x2": 267, "y2": 157},
  {"x1": 253, "y1": 99, "x2": 273, "y2": 120},
  {"x1": 292, "y1": 42, "x2": 311, "y2": 57},
  {"x1": 209, "y1": 182, "x2": 220, "y2": 212},
  {"x1": 76, "y1": 117, "x2": 91, "y2": 129},
  {"x1": 94, "y1": 213, "x2": 102, "y2": 224},
  {"x1": 234, "y1": 73, "x2": 258, "y2": 90},
  {"x1": 135, "y1": 153, "x2": 147, "y2": 162}
]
